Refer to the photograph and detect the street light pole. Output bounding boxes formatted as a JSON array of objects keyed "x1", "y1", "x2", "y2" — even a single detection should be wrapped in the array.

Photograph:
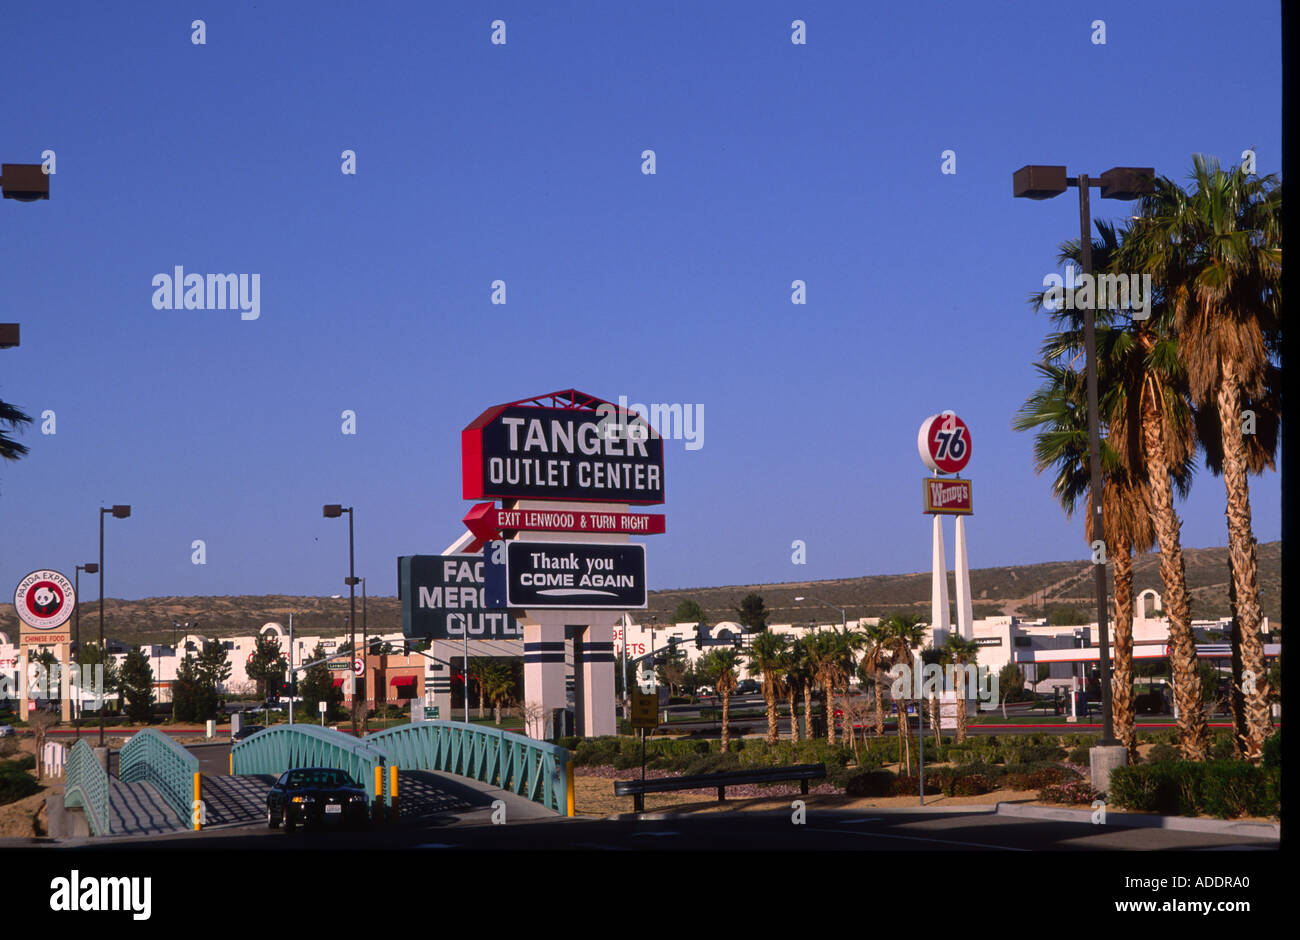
[
  {"x1": 323, "y1": 505, "x2": 358, "y2": 734},
  {"x1": 1012, "y1": 164, "x2": 1154, "y2": 753},
  {"x1": 74, "y1": 562, "x2": 98, "y2": 741},
  {"x1": 97, "y1": 505, "x2": 130, "y2": 748}
]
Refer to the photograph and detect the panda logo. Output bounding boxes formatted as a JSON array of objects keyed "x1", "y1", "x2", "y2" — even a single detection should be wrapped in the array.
[{"x1": 32, "y1": 585, "x2": 61, "y2": 616}]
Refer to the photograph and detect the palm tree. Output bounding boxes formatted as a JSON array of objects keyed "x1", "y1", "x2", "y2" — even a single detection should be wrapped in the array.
[
  {"x1": 0, "y1": 399, "x2": 32, "y2": 463},
  {"x1": 778, "y1": 638, "x2": 809, "y2": 741},
  {"x1": 747, "y1": 631, "x2": 789, "y2": 744},
  {"x1": 1123, "y1": 156, "x2": 1282, "y2": 761},
  {"x1": 876, "y1": 613, "x2": 926, "y2": 772},
  {"x1": 806, "y1": 632, "x2": 853, "y2": 744},
  {"x1": 859, "y1": 623, "x2": 892, "y2": 736},
  {"x1": 796, "y1": 634, "x2": 818, "y2": 739},
  {"x1": 1024, "y1": 219, "x2": 1209, "y2": 760},
  {"x1": 700, "y1": 649, "x2": 740, "y2": 752},
  {"x1": 943, "y1": 634, "x2": 981, "y2": 744}
]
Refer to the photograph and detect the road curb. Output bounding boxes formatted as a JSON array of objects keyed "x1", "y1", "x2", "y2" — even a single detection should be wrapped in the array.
[
  {"x1": 602, "y1": 804, "x2": 998, "y2": 822},
  {"x1": 994, "y1": 802, "x2": 1280, "y2": 839}
]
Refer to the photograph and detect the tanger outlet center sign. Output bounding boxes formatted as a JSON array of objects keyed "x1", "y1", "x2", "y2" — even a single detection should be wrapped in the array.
[
  {"x1": 401, "y1": 390, "x2": 661, "y2": 650},
  {"x1": 462, "y1": 393, "x2": 665, "y2": 504}
]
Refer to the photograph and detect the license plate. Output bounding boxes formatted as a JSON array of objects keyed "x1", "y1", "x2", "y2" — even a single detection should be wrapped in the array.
[{"x1": 325, "y1": 804, "x2": 342, "y2": 814}]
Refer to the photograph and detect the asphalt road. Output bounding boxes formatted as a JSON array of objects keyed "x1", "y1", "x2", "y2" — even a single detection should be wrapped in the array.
[{"x1": 69, "y1": 806, "x2": 1277, "y2": 852}]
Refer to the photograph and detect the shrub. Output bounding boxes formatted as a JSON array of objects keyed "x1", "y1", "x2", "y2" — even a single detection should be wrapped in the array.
[
  {"x1": 2, "y1": 753, "x2": 37, "y2": 772},
  {"x1": 1208, "y1": 734, "x2": 1237, "y2": 761},
  {"x1": 952, "y1": 773, "x2": 992, "y2": 796},
  {"x1": 1067, "y1": 746, "x2": 1091, "y2": 765},
  {"x1": 1262, "y1": 733, "x2": 1281, "y2": 770},
  {"x1": 683, "y1": 752, "x2": 742, "y2": 776},
  {"x1": 1006, "y1": 744, "x2": 1066, "y2": 763},
  {"x1": 1109, "y1": 762, "x2": 1204, "y2": 816},
  {"x1": 845, "y1": 770, "x2": 896, "y2": 797},
  {"x1": 1199, "y1": 763, "x2": 1274, "y2": 819},
  {"x1": 952, "y1": 760, "x2": 1003, "y2": 782},
  {"x1": 1039, "y1": 780, "x2": 1096, "y2": 804},
  {"x1": 892, "y1": 775, "x2": 923, "y2": 796},
  {"x1": 0, "y1": 772, "x2": 40, "y2": 805},
  {"x1": 1145, "y1": 743, "x2": 1182, "y2": 764},
  {"x1": 556, "y1": 736, "x2": 581, "y2": 751}
]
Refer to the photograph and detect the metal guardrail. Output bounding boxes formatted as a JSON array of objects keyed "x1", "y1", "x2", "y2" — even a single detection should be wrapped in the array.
[
  {"x1": 367, "y1": 721, "x2": 570, "y2": 814},
  {"x1": 119, "y1": 727, "x2": 199, "y2": 827},
  {"x1": 64, "y1": 740, "x2": 111, "y2": 836},
  {"x1": 231, "y1": 724, "x2": 389, "y2": 801}
]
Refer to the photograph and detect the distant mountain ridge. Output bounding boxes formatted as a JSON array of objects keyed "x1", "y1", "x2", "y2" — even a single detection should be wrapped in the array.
[{"x1": 0, "y1": 541, "x2": 1279, "y2": 645}]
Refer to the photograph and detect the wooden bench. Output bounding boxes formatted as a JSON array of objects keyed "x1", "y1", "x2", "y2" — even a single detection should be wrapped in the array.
[{"x1": 614, "y1": 763, "x2": 826, "y2": 812}]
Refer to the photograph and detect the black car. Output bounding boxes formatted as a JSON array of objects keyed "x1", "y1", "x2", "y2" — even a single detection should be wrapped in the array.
[
  {"x1": 266, "y1": 767, "x2": 370, "y2": 832},
  {"x1": 735, "y1": 679, "x2": 761, "y2": 695},
  {"x1": 232, "y1": 724, "x2": 264, "y2": 743}
]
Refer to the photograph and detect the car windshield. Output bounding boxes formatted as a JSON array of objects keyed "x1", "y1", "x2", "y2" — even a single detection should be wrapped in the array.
[{"x1": 285, "y1": 769, "x2": 354, "y2": 789}]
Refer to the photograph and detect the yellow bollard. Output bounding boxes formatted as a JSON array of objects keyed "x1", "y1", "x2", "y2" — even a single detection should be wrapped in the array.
[
  {"x1": 566, "y1": 762, "x2": 575, "y2": 817},
  {"x1": 389, "y1": 765, "x2": 399, "y2": 822},
  {"x1": 374, "y1": 765, "x2": 384, "y2": 823},
  {"x1": 193, "y1": 772, "x2": 202, "y2": 831},
  {"x1": 229, "y1": 752, "x2": 233, "y2": 774}
]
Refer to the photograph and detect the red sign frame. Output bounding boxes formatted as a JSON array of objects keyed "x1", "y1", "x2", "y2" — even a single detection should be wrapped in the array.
[{"x1": 923, "y1": 478, "x2": 974, "y2": 514}]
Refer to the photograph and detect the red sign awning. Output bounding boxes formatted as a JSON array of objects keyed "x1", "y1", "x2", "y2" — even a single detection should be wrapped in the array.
[
  {"x1": 390, "y1": 676, "x2": 417, "y2": 687},
  {"x1": 332, "y1": 677, "x2": 345, "y2": 687}
]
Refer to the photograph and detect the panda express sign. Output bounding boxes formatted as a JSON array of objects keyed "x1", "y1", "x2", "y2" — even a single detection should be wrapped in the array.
[{"x1": 462, "y1": 390, "x2": 665, "y2": 504}]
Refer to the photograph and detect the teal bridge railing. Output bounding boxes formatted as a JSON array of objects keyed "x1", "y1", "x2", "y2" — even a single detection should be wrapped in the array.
[
  {"x1": 367, "y1": 721, "x2": 570, "y2": 814},
  {"x1": 65, "y1": 740, "x2": 111, "y2": 836},
  {"x1": 231, "y1": 724, "x2": 389, "y2": 800},
  {"x1": 120, "y1": 727, "x2": 198, "y2": 827}
]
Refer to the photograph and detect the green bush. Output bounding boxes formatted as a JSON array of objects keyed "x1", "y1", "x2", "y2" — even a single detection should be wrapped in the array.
[
  {"x1": 0, "y1": 772, "x2": 40, "y2": 805},
  {"x1": 682, "y1": 752, "x2": 742, "y2": 776},
  {"x1": 1208, "y1": 734, "x2": 1237, "y2": 761},
  {"x1": 1145, "y1": 743, "x2": 1182, "y2": 764},
  {"x1": 2, "y1": 753, "x2": 37, "y2": 772},
  {"x1": 1067, "y1": 746, "x2": 1091, "y2": 765},
  {"x1": 845, "y1": 770, "x2": 896, "y2": 797},
  {"x1": 1006, "y1": 744, "x2": 1066, "y2": 763},
  {"x1": 1118, "y1": 762, "x2": 1203, "y2": 815},
  {"x1": 1262, "y1": 733, "x2": 1281, "y2": 770},
  {"x1": 556, "y1": 736, "x2": 581, "y2": 751},
  {"x1": 1200, "y1": 763, "x2": 1275, "y2": 819}
]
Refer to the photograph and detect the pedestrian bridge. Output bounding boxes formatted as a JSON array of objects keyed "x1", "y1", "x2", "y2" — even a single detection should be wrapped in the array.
[{"x1": 63, "y1": 721, "x2": 571, "y2": 837}]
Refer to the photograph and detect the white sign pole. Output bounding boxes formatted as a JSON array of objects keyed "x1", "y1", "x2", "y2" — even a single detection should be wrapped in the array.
[
  {"x1": 931, "y1": 514, "x2": 950, "y2": 638},
  {"x1": 954, "y1": 515, "x2": 973, "y2": 640}
]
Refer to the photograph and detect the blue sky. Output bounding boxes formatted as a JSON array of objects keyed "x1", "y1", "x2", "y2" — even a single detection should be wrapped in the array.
[{"x1": 0, "y1": 1, "x2": 1282, "y2": 603}]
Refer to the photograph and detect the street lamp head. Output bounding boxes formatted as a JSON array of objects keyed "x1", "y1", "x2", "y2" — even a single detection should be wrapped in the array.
[
  {"x1": 1099, "y1": 166, "x2": 1156, "y2": 200},
  {"x1": 1012, "y1": 165, "x2": 1068, "y2": 199},
  {"x1": 0, "y1": 164, "x2": 49, "y2": 201},
  {"x1": 80, "y1": 562, "x2": 99, "y2": 574},
  {"x1": 109, "y1": 505, "x2": 131, "y2": 518},
  {"x1": 323, "y1": 504, "x2": 344, "y2": 518}
]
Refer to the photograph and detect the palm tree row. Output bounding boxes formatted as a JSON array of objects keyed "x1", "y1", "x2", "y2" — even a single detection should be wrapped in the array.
[{"x1": 1015, "y1": 155, "x2": 1281, "y2": 761}]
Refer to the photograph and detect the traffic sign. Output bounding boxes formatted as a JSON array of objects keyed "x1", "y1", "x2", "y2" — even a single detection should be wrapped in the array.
[
  {"x1": 463, "y1": 502, "x2": 665, "y2": 542},
  {"x1": 630, "y1": 689, "x2": 658, "y2": 728},
  {"x1": 918, "y1": 412, "x2": 972, "y2": 474},
  {"x1": 326, "y1": 661, "x2": 350, "y2": 671}
]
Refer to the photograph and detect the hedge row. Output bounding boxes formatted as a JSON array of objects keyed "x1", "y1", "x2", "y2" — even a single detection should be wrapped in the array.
[
  {"x1": 1108, "y1": 760, "x2": 1280, "y2": 819},
  {"x1": 0, "y1": 758, "x2": 42, "y2": 806}
]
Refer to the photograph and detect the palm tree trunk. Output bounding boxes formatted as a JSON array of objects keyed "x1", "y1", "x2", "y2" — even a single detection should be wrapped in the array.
[
  {"x1": 1111, "y1": 538, "x2": 1138, "y2": 762},
  {"x1": 1142, "y1": 390, "x2": 1208, "y2": 760},
  {"x1": 802, "y1": 684, "x2": 813, "y2": 740},
  {"x1": 721, "y1": 691, "x2": 731, "y2": 753},
  {"x1": 787, "y1": 688, "x2": 799, "y2": 741},
  {"x1": 823, "y1": 681, "x2": 835, "y2": 743},
  {"x1": 765, "y1": 684, "x2": 778, "y2": 745},
  {"x1": 840, "y1": 688, "x2": 852, "y2": 747},
  {"x1": 1216, "y1": 374, "x2": 1271, "y2": 761},
  {"x1": 1228, "y1": 554, "x2": 1247, "y2": 757},
  {"x1": 956, "y1": 687, "x2": 967, "y2": 744},
  {"x1": 873, "y1": 683, "x2": 885, "y2": 736},
  {"x1": 896, "y1": 700, "x2": 909, "y2": 773}
]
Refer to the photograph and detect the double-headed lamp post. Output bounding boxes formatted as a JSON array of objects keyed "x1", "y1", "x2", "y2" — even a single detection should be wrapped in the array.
[
  {"x1": 1012, "y1": 164, "x2": 1155, "y2": 755},
  {"x1": 323, "y1": 505, "x2": 358, "y2": 734},
  {"x1": 72, "y1": 563, "x2": 98, "y2": 739},
  {"x1": 98, "y1": 505, "x2": 131, "y2": 747},
  {"x1": 794, "y1": 596, "x2": 847, "y2": 634}
]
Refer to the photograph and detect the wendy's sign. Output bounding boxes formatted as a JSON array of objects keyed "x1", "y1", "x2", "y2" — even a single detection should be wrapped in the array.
[
  {"x1": 923, "y1": 478, "x2": 973, "y2": 514},
  {"x1": 462, "y1": 390, "x2": 665, "y2": 504}
]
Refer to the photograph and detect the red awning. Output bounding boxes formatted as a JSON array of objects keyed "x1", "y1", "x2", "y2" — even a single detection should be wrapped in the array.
[
  {"x1": 390, "y1": 676, "x2": 416, "y2": 687},
  {"x1": 332, "y1": 677, "x2": 345, "y2": 687}
]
